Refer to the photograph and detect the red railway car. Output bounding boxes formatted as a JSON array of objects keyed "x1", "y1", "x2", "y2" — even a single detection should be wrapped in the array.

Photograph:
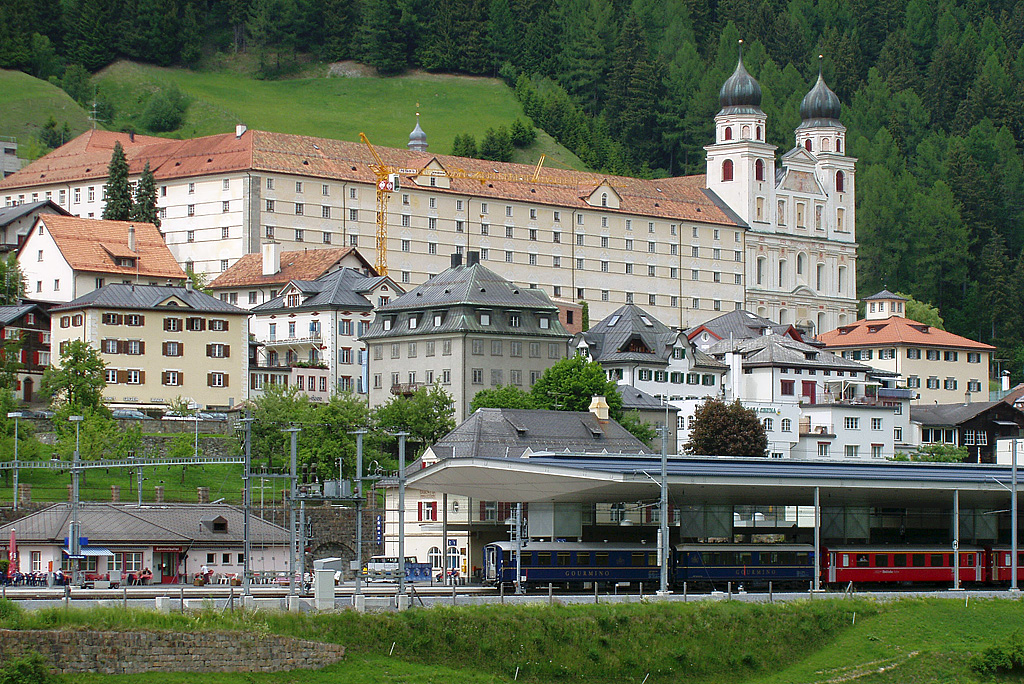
[
  {"x1": 822, "y1": 547, "x2": 987, "y2": 585},
  {"x1": 989, "y1": 548, "x2": 1024, "y2": 584}
]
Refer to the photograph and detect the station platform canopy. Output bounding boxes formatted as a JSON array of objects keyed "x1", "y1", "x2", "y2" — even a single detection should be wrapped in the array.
[{"x1": 405, "y1": 453, "x2": 1022, "y2": 510}]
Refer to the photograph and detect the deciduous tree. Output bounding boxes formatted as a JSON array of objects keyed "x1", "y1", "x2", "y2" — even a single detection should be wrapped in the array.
[
  {"x1": 40, "y1": 340, "x2": 107, "y2": 411},
  {"x1": 684, "y1": 398, "x2": 767, "y2": 457}
]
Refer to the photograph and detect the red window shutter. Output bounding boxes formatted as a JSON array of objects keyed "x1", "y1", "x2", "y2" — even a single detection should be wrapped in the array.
[
  {"x1": 38, "y1": 332, "x2": 44, "y2": 344},
  {"x1": 223, "y1": 345, "x2": 230, "y2": 358},
  {"x1": 418, "y1": 502, "x2": 423, "y2": 521}
]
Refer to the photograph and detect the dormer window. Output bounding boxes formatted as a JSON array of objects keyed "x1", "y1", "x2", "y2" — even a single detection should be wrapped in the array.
[
  {"x1": 479, "y1": 312, "x2": 490, "y2": 326},
  {"x1": 538, "y1": 316, "x2": 549, "y2": 329},
  {"x1": 409, "y1": 314, "x2": 419, "y2": 329},
  {"x1": 117, "y1": 257, "x2": 136, "y2": 268},
  {"x1": 287, "y1": 294, "x2": 300, "y2": 307},
  {"x1": 433, "y1": 313, "x2": 443, "y2": 326},
  {"x1": 672, "y1": 348, "x2": 684, "y2": 360},
  {"x1": 601, "y1": 193, "x2": 608, "y2": 207},
  {"x1": 383, "y1": 317, "x2": 393, "y2": 331},
  {"x1": 509, "y1": 313, "x2": 521, "y2": 327}
]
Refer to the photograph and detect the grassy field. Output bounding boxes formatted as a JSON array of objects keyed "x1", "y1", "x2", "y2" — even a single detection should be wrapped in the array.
[
  {"x1": 5, "y1": 598, "x2": 1024, "y2": 683},
  {"x1": 0, "y1": 70, "x2": 93, "y2": 147},
  {"x1": 92, "y1": 61, "x2": 586, "y2": 170}
]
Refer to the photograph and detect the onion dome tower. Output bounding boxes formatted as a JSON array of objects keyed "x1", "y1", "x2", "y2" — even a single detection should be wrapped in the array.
[
  {"x1": 705, "y1": 40, "x2": 775, "y2": 226},
  {"x1": 408, "y1": 107, "x2": 428, "y2": 153},
  {"x1": 795, "y1": 56, "x2": 845, "y2": 155}
]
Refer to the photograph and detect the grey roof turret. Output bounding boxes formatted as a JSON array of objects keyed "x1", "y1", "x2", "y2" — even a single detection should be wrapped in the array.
[
  {"x1": 718, "y1": 45, "x2": 763, "y2": 115},
  {"x1": 798, "y1": 59, "x2": 842, "y2": 127},
  {"x1": 408, "y1": 113, "x2": 428, "y2": 152}
]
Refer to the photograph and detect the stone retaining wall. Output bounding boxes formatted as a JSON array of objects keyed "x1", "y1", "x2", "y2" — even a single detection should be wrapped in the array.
[{"x1": 0, "y1": 629, "x2": 345, "y2": 674}]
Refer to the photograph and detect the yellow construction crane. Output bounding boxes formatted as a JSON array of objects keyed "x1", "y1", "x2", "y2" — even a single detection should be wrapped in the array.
[{"x1": 360, "y1": 132, "x2": 572, "y2": 277}]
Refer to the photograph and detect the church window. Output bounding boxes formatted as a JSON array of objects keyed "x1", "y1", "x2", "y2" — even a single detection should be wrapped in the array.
[
  {"x1": 755, "y1": 159, "x2": 765, "y2": 182},
  {"x1": 778, "y1": 260, "x2": 786, "y2": 287},
  {"x1": 835, "y1": 171, "x2": 845, "y2": 193},
  {"x1": 805, "y1": 139, "x2": 812, "y2": 151},
  {"x1": 742, "y1": 125, "x2": 751, "y2": 138},
  {"x1": 816, "y1": 263, "x2": 824, "y2": 291},
  {"x1": 797, "y1": 253, "x2": 806, "y2": 276},
  {"x1": 822, "y1": 138, "x2": 831, "y2": 152},
  {"x1": 837, "y1": 208, "x2": 845, "y2": 232},
  {"x1": 756, "y1": 257, "x2": 765, "y2": 285},
  {"x1": 723, "y1": 127, "x2": 733, "y2": 141},
  {"x1": 722, "y1": 159, "x2": 733, "y2": 182},
  {"x1": 756, "y1": 126, "x2": 762, "y2": 141},
  {"x1": 755, "y1": 197, "x2": 764, "y2": 221},
  {"x1": 836, "y1": 138, "x2": 842, "y2": 153}
]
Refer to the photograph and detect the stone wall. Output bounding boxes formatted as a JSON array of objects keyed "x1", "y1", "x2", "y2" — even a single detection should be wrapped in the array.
[
  {"x1": 0, "y1": 629, "x2": 345, "y2": 674},
  {"x1": 255, "y1": 505, "x2": 383, "y2": 576}
]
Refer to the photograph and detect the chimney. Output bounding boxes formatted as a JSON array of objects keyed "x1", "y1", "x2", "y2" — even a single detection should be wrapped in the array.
[
  {"x1": 185, "y1": 279, "x2": 193, "y2": 291},
  {"x1": 262, "y1": 241, "x2": 282, "y2": 276},
  {"x1": 466, "y1": 250, "x2": 480, "y2": 267},
  {"x1": 197, "y1": 486, "x2": 210, "y2": 504},
  {"x1": 1003, "y1": 371, "x2": 1011, "y2": 392},
  {"x1": 129, "y1": 130, "x2": 135, "y2": 142},
  {"x1": 589, "y1": 395, "x2": 610, "y2": 421},
  {"x1": 235, "y1": 123, "x2": 247, "y2": 138},
  {"x1": 450, "y1": 252, "x2": 463, "y2": 268},
  {"x1": 128, "y1": 224, "x2": 136, "y2": 252}
]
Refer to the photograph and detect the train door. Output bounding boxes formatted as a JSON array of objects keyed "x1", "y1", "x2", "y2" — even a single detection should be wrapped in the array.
[
  {"x1": 827, "y1": 551, "x2": 838, "y2": 583},
  {"x1": 485, "y1": 546, "x2": 497, "y2": 582}
]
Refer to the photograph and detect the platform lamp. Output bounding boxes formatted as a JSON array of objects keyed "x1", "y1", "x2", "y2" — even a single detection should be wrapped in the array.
[
  {"x1": 68, "y1": 414, "x2": 84, "y2": 586},
  {"x1": 7, "y1": 412, "x2": 22, "y2": 511}
]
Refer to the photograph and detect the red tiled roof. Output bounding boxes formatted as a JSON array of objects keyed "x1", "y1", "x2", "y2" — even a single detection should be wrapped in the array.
[
  {"x1": 1, "y1": 130, "x2": 739, "y2": 227},
  {"x1": 819, "y1": 316, "x2": 995, "y2": 351},
  {"x1": 208, "y1": 246, "x2": 372, "y2": 289},
  {"x1": 29, "y1": 215, "x2": 186, "y2": 279}
]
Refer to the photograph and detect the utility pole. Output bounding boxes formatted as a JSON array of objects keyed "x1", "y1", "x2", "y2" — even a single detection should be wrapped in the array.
[
  {"x1": 349, "y1": 429, "x2": 367, "y2": 596},
  {"x1": 241, "y1": 411, "x2": 253, "y2": 597},
  {"x1": 69, "y1": 415, "x2": 84, "y2": 586},
  {"x1": 1012, "y1": 438, "x2": 1019, "y2": 592},
  {"x1": 394, "y1": 432, "x2": 409, "y2": 596},
  {"x1": 282, "y1": 427, "x2": 301, "y2": 597},
  {"x1": 7, "y1": 412, "x2": 21, "y2": 511},
  {"x1": 659, "y1": 424, "x2": 669, "y2": 594}
]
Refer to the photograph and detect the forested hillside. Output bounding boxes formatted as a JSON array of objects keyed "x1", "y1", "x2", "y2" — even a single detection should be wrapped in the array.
[{"x1": 3, "y1": 0, "x2": 1024, "y2": 376}]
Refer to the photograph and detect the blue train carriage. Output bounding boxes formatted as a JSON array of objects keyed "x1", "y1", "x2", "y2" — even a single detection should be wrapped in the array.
[
  {"x1": 484, "y1": 541, "x2": 661, "y2": 588},
  {"x1": 673, "y1": 544, "x2": 816, "y2": 587}
]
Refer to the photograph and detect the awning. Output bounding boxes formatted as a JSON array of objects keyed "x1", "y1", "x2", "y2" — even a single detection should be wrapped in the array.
[
  {"x1": 62, "y1": 546, "x2": 114, "y2": 557},
  {"x1": 993, "y1": 420, "x2": 1020, "y2": 427}
]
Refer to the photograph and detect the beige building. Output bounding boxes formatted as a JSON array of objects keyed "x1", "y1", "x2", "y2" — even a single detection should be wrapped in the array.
[
  {"x1": 17, "y1": 214, "x2": 186, "y2": 304},
  {"x1": 50, "y1": 283, "x2": 249, "y2": 410},
  {"x1": 819, "y1": 291, "x2": 994, "y2": 404},
  {"x1": 362, "y1": 252, "x2": 571, "y2": 421}
]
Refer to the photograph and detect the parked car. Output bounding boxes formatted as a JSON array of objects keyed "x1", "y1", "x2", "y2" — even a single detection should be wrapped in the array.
[
  {"x1": 161, "y1": 411, "x2": 193, "y2": 421},
  {"x1": 21, "y1": 409, "x2": 55, "y2": 419},
  {"x1": 198, "y1": 412, "x2": 229, "y2": 421},
  {"x1": 112, "y1": 409, "x2": 147, "y2": 420}
]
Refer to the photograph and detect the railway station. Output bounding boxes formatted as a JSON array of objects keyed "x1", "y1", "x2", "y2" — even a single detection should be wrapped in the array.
[{"x1": 405, "y1": 447, "x2": 1024, "y2": 590}]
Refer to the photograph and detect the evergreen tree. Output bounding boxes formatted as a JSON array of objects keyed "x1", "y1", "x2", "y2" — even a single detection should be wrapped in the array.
[
  {"x1": 451, "y1": 133, "x2": 478, "y2": 158},
  {"x1": 130, "y1": 162, "x2": 160, "y2": 228},
  {"x1": 509, "y1": 118, "x2": 535, "y2": 147},
  {"x1": 102, "y1": 142, "x2": 133, "y2": 221},
  {"x1": 486, "y1": 0, "x2": 515, "y2": 75},
  {"x1": 67, "y1": 0, "x2": 115, "y2": 70},
  {"x1": 361, "y1": 0, "x2": 408, "y2": 75},
  {"x1": 179, "y1": 2, "x2": 203, "y2": 66}
]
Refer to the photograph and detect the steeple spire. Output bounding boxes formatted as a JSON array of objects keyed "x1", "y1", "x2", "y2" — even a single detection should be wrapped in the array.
[{"x1": 408, "y1": 103, "x2": 428, "y2": 152}]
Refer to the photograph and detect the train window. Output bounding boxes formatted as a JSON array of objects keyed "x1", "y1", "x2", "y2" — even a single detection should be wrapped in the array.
[
  {"x1": 856, "y1": 554, "x2": 869, "y2": 567},
  {"x1": 577, "y1": 553, "x2": 590, "y2": 566},
  {"x1": 648, "y1": 553, "x2": 657, "y2": 566},
  {"x1": 929, "y1": 554, "x2": 944, "y2": 567},
  {"x1": 842, "y1": 554, "x2": 849, "y2": 567},
  {"x1": 521, "y1": 552, "x2": 532, "y2": 565},
  {"x1": 874, "y1": 554, "x2": 888, "y2": 567},
  {"x1": 1018, "y1": 552, "x2": 1024, "y2": 566},
  {"x1": 1006, "y1": 553, "x2": 1012, "y2": 565},
  {"x1": 739, "y1": 552, "x2": 753, "y2": 566},
  {"x1": 596, "y1": 553, "x2": 609, "y2": 567},
  {"x1": 537, "y1": 552, "x2": 551, "y2": 566},
  {"x1": 961, "y1": 553, "x2": 974, "y2": 567},
  {"x1": 795, "y1": 553, "x2": 809, "y2": 565},
  {"x1": 557, "y1": 553, "x2": 570, "y2": 566},
  {"x1": 912, "y1": 554, "x2": 926, "y2": 567},
  {"x1": 632, "y1": 553, "x2": 645, "y2": 567},
  {"x1": 893, "y1": 554, "x2": 906, "y2": 567}
]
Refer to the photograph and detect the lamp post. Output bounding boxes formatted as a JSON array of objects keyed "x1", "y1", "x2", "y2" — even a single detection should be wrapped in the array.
[
  {"x1": 658, "y1": 424, "x2": 669, "y2": 594},
  {"x1": 189, "y1": 401, "x2": 200, "y2": 459},
  {"x1": 68, "y1": 414, "x2": 84, "y2": 586},
  {"x1": 7, "y1": 412, "x2": 22, "y2": 511},
  {"x1": 349, "y1": 429, "x2": 367, "y2": 597}
]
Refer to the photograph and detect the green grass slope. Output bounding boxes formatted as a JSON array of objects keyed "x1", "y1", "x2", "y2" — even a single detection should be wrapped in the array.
[
  {"x1": 0, "y1": 70, "x2": 93, "y2": 146},
  {"x1": 93, "y1": 61, "x2": 586, "y2": 171},
  {"x1": 16, "y1": 598, "x2": 1024, "y2": 684}
]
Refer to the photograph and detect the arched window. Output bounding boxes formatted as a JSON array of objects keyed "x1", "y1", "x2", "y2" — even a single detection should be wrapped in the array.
[
  {"x1": 835, "y1": 138, "x2": 842, "y2": 153},
  {"x1": 835, "y1": 171, "x2": 845, "y2": 193},
  {"x1": 756, "y1": 126, "x2": 762, "y2": 140},
  {"x1": 756, "y1": 257, "x2": 765, "y2": 285},
  {"x1": 778, "y1": 259, "x2": 786, "y2": 287},
  {"x1": 755, "y1": 159, "x2": 765, "y2": 182},
  {"x1": 797, "y1": 252, "x2": 806, "y2": 276},
  {"x1": 781, "y1": 418, "x2": 792, "y2": 432},
  {"x1": 601, "y1": 192, "x2": 608, "y2": 207},
  {"x1": 428, "y1": 547, "x2": 443, "y2": 569},
  {"x1": 723, "y1": 127, "x2": 733, "y2": 141},
  {"x1": 763, "y1": 417, "x2": 774, "y2": 431},
  {"x1": 804, "y1": 139, "x2": 812, "y2": 152},
  {"x1": 816, "y1": 263, "x2": 824, "y2": 291},
  {"x1": 742, "y1": 125, "x2": 751, "y2": 138},
  {"x1": 722, "y1": 159, "x2": 733, "y2": 182},
  {"x1": 823, "y1": 138, "x2": 831, "y2": 152},
  {"x1": 779, "y1": 308, "x2": 789, "y2": 324}
]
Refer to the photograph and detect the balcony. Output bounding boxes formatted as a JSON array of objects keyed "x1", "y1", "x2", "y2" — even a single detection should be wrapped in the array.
[
  {"x1": 799, "y1": 422, "x2": 835, "y2": 437},
  {"x1": 391, "y1": 382, "x2": 423, "y2": 396},
  {"x1": 263, "y1": 331, "x2": 322, "y2": 346},
  {"x1": 878, "y1": 388, "x2": 916, "y2": 400}
]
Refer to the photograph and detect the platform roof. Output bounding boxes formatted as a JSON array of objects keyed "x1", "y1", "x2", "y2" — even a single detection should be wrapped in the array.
[{"x1": 405, "y1": 453, "x2": 1023, "y2": 510}]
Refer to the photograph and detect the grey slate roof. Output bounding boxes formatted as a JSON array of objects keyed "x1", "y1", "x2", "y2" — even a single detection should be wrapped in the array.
[
  {"x1": 0, "y1": 200, "x2": 68, "y2": 228},
  {"x1": 707, "y1": 333, "x2": 871, "y2": 372},
  {"x1": 51, "y1": 283, "x2": 248, "y2": 314},
  {"x1": 617, "y1": 385, "x2": 680, "y2": 413},
  {"x1": 364, "y1": 262, "x2": 569, "y2": 340},
  {"x1": 911, "y1": 401, "x2": 1024, "y2": 427},
  {"x1": 687, "y1": 309, "x2": 801, "y2": 343},
  {"x1": 0, "y1": 303, "x2": 44, "y2": 326},
  {"x1": 250, "y1": 268, "x2": 394, "y2": 313},
  {"x1": 379, "y1": 262, "x2": 559, "y2": 312},
  {"x1": 577, "y1": 304, "x2": 725, "y2": 369},
  {"x1": 428, "y1": 408, "x2": 651, "y2": 459},
  {"x1": 864, "y1": 290, "x2": 906, "y2": 301},
  {"x1": 0, "y1": 503, "x2": 288, "y2": 546}
]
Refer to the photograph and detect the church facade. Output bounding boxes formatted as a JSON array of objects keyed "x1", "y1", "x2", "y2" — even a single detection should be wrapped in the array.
[{"x1": 0, "y1": 55, "x2": 857, "y2": 334}]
